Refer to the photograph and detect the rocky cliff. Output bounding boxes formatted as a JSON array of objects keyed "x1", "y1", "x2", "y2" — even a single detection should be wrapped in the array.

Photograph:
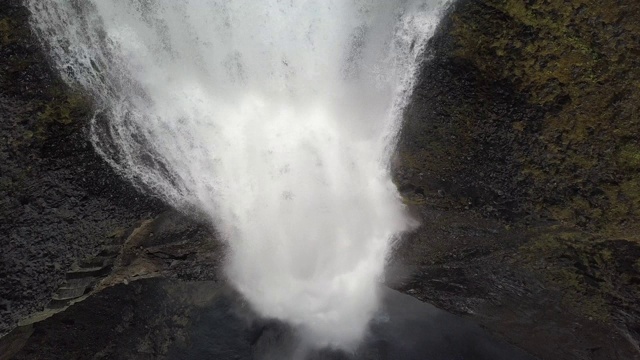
[
  {"x1": 1, "y1": 0, "x2": 640, "y2": 359},
  {"x1": 395, "y1": 0, "x2": 640, "y2": 358},
  {"x1": 0, "y1": 2, "x2": 164, "y2": 336}
]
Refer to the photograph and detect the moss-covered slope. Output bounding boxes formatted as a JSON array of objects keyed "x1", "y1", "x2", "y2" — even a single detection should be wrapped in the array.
[{"x1": 396, "y1": 0, "x2": 640, "y2": 353}]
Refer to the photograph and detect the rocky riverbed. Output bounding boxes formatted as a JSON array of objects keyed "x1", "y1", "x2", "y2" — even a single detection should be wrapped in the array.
[{"x1": 1, "y1": 0, "x2": 640, "y2": 359}]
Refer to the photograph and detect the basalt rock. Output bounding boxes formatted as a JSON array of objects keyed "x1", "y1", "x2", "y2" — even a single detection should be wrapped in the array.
[
  {"x1": 2, "y1": 0, "x2": 640, "y2": 359},
  {"x1": 394, "y1": 0, "x2": 640, "y2": 359},
  {"x1": 0, "y1": 1, "x2": 164, "y2": 336}
]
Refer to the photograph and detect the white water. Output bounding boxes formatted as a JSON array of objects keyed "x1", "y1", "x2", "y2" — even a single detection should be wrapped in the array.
[{"x1": 27, "y1": 0, "x2": 448, "y2": 350}]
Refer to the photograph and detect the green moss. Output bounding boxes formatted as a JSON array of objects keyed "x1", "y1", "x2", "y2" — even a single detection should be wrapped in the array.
[
  {"x1": 620, "y1": 179, "x2": 640, "y2": 211},
  {"x1": 618, "y1": 144, "x2": 640, "y2": 170},
  {"x1": 401, "y1": 195, "x2": 426, "y2": 206},
  {"x1": 447, "y1": 0, "x2": 640, "y2": 235},
  {"x1": 0, "y1": 17, "x2": 12, "y2": 45},
  {"x1": 34, "y1": 89, "x2": 92, "y2": 139},
  {"x1": 550, "y1": 268, "x2": 610, "y2": 321},
  {"x1": 395, "y1": 0, "x2": 640, "y2": 336},
  {"x1": 518, "y1": 230, "x2": 640, "y2": 323},
  {"x1": 107, "y1": 227, "x2": 127, "y2": 239},
  {"x1": 0, "y1": 13, "x2": 32, "y2": 49}
]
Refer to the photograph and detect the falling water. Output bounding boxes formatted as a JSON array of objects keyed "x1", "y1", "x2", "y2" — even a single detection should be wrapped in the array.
[{"x1": 27, "y1": 0, "x2": 448, "y2": 350}]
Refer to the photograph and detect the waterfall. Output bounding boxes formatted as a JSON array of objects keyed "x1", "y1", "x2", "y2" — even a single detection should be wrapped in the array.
[{"x1": 27, "y1": 0, "x2": 448, "y2": 350}]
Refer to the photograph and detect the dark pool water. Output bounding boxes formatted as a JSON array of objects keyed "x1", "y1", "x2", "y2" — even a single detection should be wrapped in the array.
[{"x1": 169, "y1": 287, "x2": 536, "y2": 360}]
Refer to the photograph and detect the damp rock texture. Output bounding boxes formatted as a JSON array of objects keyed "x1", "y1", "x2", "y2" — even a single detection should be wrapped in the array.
[
  {"x1": 0, "y1": 2, "x2": 163, "y2": 336},
  {"x1": 395, "y1": 1, "x2": 640, "y2": 359},
  {"x1": 2, "y1": 0, "x2": 640, "y2": 359}
]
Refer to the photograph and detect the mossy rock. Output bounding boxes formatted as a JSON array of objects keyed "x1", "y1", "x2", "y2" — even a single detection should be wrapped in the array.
[
  {"x1": 448, "y1": 0, "x2": 640, "y2": 233},
  {"x1": 522, "y1": 229, "x2": 640, "y2": 323},
  {"x1": 34, "y1": 88, "x2": 93, "y2": 139},
  {"x1": 396, "y1": 0, "x2": 640, "y2": 334},
  {"x1": 0, "y1": 5, "x2": 93, "y2": 150}
]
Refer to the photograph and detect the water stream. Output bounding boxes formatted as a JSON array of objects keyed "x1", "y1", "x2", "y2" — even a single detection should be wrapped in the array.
[{"x1": 27, "y1": 0, "x2": 449, "y2": 349}]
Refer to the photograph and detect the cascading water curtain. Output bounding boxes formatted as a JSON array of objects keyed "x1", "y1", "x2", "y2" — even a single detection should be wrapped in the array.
[{"x1": 27, "y1": 0, "x2": 449, "y2": 350}]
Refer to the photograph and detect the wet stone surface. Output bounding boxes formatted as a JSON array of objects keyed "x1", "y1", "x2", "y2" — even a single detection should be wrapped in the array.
[
  {"x1": 2, "y1": 0, "x2": 640, "y2": 359},
  {"x1": 3, "y1": 278, "x2": 537, "y2": 360}
]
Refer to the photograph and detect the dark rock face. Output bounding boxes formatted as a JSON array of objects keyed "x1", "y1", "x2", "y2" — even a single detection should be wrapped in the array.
[
  {"x1": 0, "y1": 1, "x2": 164, "y2": 336},
  {"x1": 8, "y1": 279, "x2": 221, "y2": 360},
  {"x1": 394, "y1": 0, "x2": 640, "y2": 359},
  {"x1": 0, "y1": 210, "x2": 221, "y2": 360},
  {"x1": 3, "y1": 278, "x2": 537, "y2": 360},
  {"x1": 399, "y1": 0, "x2": 640, "y2": 227},
  {"x1": 2, "y1": 0, "x2": 640, "y2": 359}
]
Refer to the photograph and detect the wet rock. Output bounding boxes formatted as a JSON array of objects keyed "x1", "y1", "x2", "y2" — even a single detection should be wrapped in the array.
[
  {"x1": 0, "y1": 1, "x2": 164, "y2": 336},
  {"x1": 392, "y1": 0, "x2": 640, "y2": 358},
  {"x1": 2, "y1": 280, "x2": 537, "y2": 360}
]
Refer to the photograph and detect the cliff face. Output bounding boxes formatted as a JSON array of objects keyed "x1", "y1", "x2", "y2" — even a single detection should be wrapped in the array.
[
  {"x1": 0, "y1": 2, "x2": 162, "y2": 336},
  {"x1": 395, "y1": 0, "x2": 640, "y2": 358},
  {"x1": 2, "y1": 0, "x2": 640, "y2": 359}
]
